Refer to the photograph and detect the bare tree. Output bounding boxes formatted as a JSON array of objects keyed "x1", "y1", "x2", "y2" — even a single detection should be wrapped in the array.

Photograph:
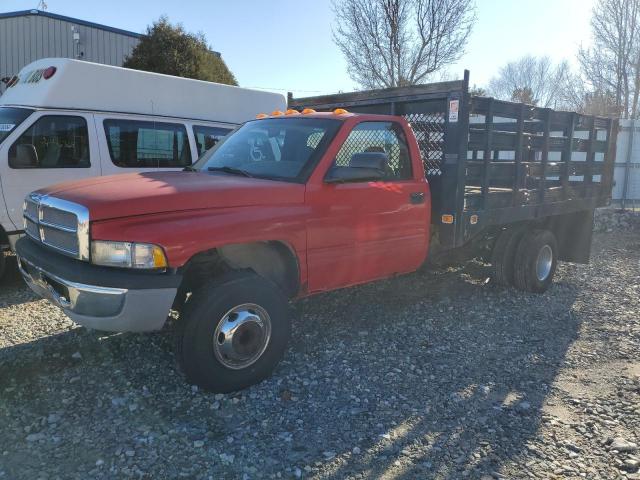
[
  {"x1": 468, "y1": 84, "x2": 486, "y2": 96},
  {"x1": 578, "y1": 0, "x2": 640, "y2": 118},
  {"x1": 332, "y1": 0, "x2": 476, "y2": 89},
  {"x1": 510, "y1": 86, "x2": 537, "y2": 105},
  {"x1": 557, "y1": 72, "x2": 619, "y2": 116},
  {"x1": 581, "y1": 91, "x2": 619, "y2": 116},
  {"x1": 487, "y1": 56, "x2": 573, "y2": 108}
]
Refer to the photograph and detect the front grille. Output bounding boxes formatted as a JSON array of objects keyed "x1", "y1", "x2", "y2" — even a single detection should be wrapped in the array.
[
  {"x1": 23, "y1": 194, "x2": 90, "y2": 260},
  {"x1": 41, "y1": 225, "x2": 79, "y2": 253},
  {"x1": 41, "y1": 206, "x2": 77, "y2": 230},
  {"x1": 24, "y1": 200, "x2": 38, "y2": 222},
  {"x1": 25, "y1": 217, "x2": 39, "y2": 239}
]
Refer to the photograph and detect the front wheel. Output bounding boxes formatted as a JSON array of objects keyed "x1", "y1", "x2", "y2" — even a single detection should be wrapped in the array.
[
  {"x1": 513, "y1": 229, "x2": 558, "y2": 293},
  {"x1": 0, "y1": 251, "x2": 5, "y2": 282},
  {"x1": 175, "y1": 272, "x2": 291, "y2": 392}
]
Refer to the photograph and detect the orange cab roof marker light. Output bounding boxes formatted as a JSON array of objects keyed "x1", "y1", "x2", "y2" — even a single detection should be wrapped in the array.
[
  {"x1": 285, "y1": 109, "x2": 300, "y2": 115},
  {"x1": 256, "y1": 113, "x2": 268, "y2": 119},
  {"x1": 271, "y1": 110, "x2": 284, "y2": 116},
  {"x1": 301, "y1": 108, "x2": 316, "y2": 114},
  {"x1": 333, "y1": 108, "x2": 349, "y2": 115}
]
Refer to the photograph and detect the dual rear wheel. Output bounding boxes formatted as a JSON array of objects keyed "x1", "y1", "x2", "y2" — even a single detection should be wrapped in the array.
[
  {"x1": 0, "y1": 251, "x2": 5, "y2": 283},
  {"x1": 491, "y1": 227, "x2": 558, "y2": 293}
]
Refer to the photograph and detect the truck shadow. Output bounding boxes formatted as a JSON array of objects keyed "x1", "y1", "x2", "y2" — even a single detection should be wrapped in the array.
[
  {"x1": 0, "y1": 255, "x2": 35, "y2": 307},
  {"x1": 287, "y1": 265, "x2": 581, "y2": 479},
  {"x1": 0, "y1": 261, "x2": 581, "y2": 479}
]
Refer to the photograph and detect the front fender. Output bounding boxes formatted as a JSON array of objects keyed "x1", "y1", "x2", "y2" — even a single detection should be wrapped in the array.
[{"x1": 90, "y1": 205, "x2": 309, "y2": 283}]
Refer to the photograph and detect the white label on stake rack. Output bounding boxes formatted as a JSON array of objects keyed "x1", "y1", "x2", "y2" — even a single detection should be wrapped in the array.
[
  {"x1": 448, "y1": 100, "x2": 459, "y2": 123},
  {"x1": 0, "y1": 124, "x2": 15, "y2": 132}
]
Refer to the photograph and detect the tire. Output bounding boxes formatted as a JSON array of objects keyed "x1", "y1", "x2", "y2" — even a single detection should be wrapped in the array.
[
  {"x1": 175, "y1": 271, "x2": 291, "y2": 393},
  {"x1": 0, "y1": 251, "x2": 5, "y2": 282},
  {"x1": 513, "y1": 229, "x2": 558, "y2": 293},
  {"x1": 491, "y1": 226, "x2": 527, "y2": 286}
]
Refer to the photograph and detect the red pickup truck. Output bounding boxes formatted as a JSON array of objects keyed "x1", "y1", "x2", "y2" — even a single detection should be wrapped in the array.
[{"x1": 15, "y1": 76, "x2": 617, "y2": 392}]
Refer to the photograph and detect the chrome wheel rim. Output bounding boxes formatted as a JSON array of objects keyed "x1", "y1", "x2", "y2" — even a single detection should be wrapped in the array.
[
  {"x1": 535, "y1": 245, "x2": 553, "y2": 281},
  {"x1": 213, "y1": 303, "x2": 272, "y2": 370}
]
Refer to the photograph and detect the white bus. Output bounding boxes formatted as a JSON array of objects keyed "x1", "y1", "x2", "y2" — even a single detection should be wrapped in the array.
[{"x1": 0, "y1": 58, "x2": 286, "y2": 278}]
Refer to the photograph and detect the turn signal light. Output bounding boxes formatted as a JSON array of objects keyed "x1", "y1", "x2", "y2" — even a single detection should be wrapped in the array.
[
  {"x1": 301, "y1": 108, "x2": 316, "y2": 114},
  {"x1": 441, "y1": 214, "x2": 454, "y2": 224},
  {"x1": 91, "y1": 241, "x2": 168, "y2": 269},
  {"x1": 271, "y1": 110, "x2": 284, "y2": 116},
  {"x1": 256, "y1": 113, "x2": 268, "y2": 119},
  {"x1": 333, "y1": 108, "x2": 349, "y2": 115}
]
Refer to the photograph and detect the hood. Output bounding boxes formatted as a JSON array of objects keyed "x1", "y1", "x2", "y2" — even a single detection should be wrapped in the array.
[{"x1": 37, "y1": 171, "x2": 305, "y2": 221}]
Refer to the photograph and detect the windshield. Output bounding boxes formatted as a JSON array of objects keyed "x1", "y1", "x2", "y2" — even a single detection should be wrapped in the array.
[
  {"x1": 193, "y1": 117, "x2": 341, "y2": 181},
  {"x1": 0, "y1": 107, "x2": 34, "y2": 144}
]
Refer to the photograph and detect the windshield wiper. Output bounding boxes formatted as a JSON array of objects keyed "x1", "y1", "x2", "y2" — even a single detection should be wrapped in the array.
[{"x1": 207, "y1": 166, "x2": 253, "y2": 178}]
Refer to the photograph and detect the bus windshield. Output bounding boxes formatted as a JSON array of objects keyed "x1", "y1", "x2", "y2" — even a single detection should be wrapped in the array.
[{"x1": 0, "y1": 107, "x2": 34, "y2": 144}]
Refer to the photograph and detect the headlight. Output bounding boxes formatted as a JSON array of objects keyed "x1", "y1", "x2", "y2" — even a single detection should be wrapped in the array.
[{"x1": 91, "y1": 241, "x2": 168, "y2": 269}]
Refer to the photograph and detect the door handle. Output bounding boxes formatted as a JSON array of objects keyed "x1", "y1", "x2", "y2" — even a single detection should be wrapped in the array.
[{"x1": 410, "y1": 192, "x2": 425, "y2": 204}]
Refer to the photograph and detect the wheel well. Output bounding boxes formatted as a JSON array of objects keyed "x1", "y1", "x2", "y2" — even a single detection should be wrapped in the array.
[
  {"x1": 0, "y1": 224, "x2": 9, "y2": 250},
  {"x1": 175, "y1": 241, "x2": 300, "y2": 310},
  {"x1": 486, "y1": 211, "x2": 594, "y2": 265}
]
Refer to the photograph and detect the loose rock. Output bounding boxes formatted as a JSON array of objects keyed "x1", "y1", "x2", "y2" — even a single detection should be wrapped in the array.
[{"x1": 610, "y1": 438, "x2": 638, "y2": 453}]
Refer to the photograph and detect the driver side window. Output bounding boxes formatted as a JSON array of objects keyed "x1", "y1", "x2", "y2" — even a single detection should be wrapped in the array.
[
  {"x1": 9, "y1": 115, "x2": 90, "y2": 169},
  {"x1": 334, "y1": 121, "x2": 412, "y2": 180}
]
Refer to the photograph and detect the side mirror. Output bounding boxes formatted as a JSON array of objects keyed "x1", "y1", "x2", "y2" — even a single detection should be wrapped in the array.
[
  {"x1": 13, "y1": 144, "x2": 38, "y2": 168},
  {"x1": 325, "y1": 151, "x2": 388, "y2": 183}
]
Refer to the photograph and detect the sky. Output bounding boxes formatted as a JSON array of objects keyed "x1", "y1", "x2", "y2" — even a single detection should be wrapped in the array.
[{"x1": 1, "y1": 0, "x2": 597, "y2": 96}]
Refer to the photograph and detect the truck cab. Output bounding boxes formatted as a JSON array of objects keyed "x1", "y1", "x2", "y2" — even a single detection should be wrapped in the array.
[{"x1": 16, "y1": 109, "x2": 431, "y2": 391}]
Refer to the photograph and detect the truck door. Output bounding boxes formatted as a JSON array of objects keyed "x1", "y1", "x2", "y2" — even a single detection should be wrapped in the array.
[
  {"x1": 306, "y1": 120, "x2": 430, "y2": 291},
  {"x1": 0, "y1": 111, "x2": 100, "y2": 230}
]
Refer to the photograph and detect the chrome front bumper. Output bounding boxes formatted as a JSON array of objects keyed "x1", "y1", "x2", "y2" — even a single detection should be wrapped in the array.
[{"x1": 18, "y1": 256, "x2": 176, "y2": 332}]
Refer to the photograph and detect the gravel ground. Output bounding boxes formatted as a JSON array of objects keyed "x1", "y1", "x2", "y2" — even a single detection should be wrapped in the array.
[{"x1": 1, "y1": 214, "x2": 639, "y2": 479}]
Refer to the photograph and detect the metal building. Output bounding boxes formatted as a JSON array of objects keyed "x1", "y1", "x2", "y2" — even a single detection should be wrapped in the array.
[
  {"x1": 613, "y1": 120, "x2": 640, "y2": 209},
  {"x1": 0, "y1": 9, "x2": 140, "y2": 94}
]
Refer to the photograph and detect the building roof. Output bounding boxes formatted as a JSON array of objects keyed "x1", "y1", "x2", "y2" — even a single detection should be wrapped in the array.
[{"x1": 0, "y1": 9, "x2": 142, "y2": 38}]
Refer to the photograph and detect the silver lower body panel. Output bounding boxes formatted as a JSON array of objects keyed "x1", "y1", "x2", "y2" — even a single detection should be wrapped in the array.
[{"x1": 18, "y1": 256, "x2": 176, "y2": 332}]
